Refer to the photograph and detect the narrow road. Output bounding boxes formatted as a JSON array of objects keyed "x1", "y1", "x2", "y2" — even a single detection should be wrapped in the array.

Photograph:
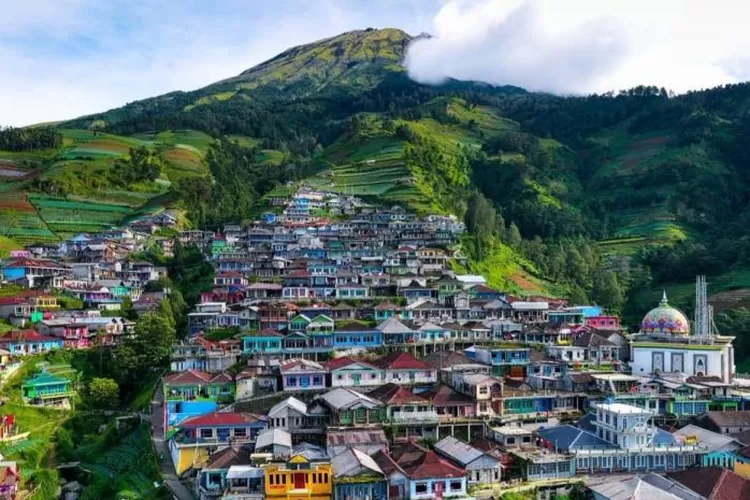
[{"x1": 150, "y1": 381, "x2": 196, "y2": 500}]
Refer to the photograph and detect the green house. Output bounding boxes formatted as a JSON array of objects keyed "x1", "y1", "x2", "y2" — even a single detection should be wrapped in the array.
[{"x1": 22, "y1": 371, "x2": 76, "y2": 406}]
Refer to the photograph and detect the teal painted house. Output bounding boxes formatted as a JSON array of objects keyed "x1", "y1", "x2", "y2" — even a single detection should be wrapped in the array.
[
  {"x1": 22, "y1": 370, "x2": 76, "y2": 406},
  {"x1": 242, "y1": 330, "x2": 284, "y2": 354}
]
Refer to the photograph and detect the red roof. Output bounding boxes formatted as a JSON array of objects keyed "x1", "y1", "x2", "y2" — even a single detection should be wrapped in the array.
[
  {"x1": 325, "y1": 356, "x2": 379, "y2": 371},
  {"x1": 668, "y1": 467, "x2": 750, "y2": 500},
  {"x1": 0, "y1": 330, "x2": 59, "y2": 342},
  {"x1": 398, "y1": 449, "x2": 465, "y2": 480},
  {"x1": 2, "y1": 257, "x2": 66, "y2": 269},
  {"x1": 421, "y1": 385, "x2": 474, "y2": 407},
  {"x1": 371, "y1": 352, "x2": 432, "y2": 371},
  {"x1": 163, "y1": 369, "x2": 212, "y2": 385},
  {"x1": 325, "y1": 356, "x2": 356, "y2": 371},
  {"x1": 180, "y1": 412, "x2": 264, "y2": 427},
  {"x1": 368, "y1": 383, "x2": 427, "y2": 405}
]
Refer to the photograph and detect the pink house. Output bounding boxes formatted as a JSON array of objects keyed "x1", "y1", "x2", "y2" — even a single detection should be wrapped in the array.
[{"x1": 585, "y1": 315, "x2": 620, "y2": 330}]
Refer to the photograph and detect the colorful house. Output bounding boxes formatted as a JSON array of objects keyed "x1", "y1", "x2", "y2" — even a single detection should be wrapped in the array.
[
  {"x1": 332, "y1": 324, "x2": 382, "y2": 350},
  {"x1": 169, "y1": 412, "x2": 267, "y2": 475},
  {"x1": 331, "y1": 448, "x2": 387, "y2": 500},
  {"x1": 317, "y1": 387, "x2": 386, "y2": 426},
  {"x1": 243, "y1": 330, "x2": 284, "y2": 355},
  {"x1": 280, "y1": 359, "x2": 327, "y2": 392},
  {"x1": 0, "y1": 462, "x2": 19, "y2": 500},
  {"x1": 162, "y1": 370, "x2": 235, "y2": 403},
  {"x1": 263, "y1": 454, "x2": 333, "y2": 500},
  {"x1": 21, "y1": 371, "x2": 76, "y2": 407},
  {"x1": 391, "y1": 444, "x2": 468, "y2": 500},
  {"x1": 326, "y1": 357, "x2": 383, "y2": 388},
  {"x1": 370, "y1": 352, "x2": 437, "y2": 385},
  {"x1": 0, "y1": 330, "x2": 63, "y2": 356}
]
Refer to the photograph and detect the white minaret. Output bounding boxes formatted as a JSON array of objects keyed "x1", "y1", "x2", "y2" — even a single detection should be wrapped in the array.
[{"x1": 694, "y1": 275, "x2": 713, "y2": 339}]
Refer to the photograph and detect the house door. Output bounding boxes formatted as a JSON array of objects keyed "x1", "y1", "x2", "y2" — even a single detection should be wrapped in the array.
[
  {"x1": 389, "y1": 485, "x2": 400, "y2": 499},
  {"x1": 301, "y1": 377, "x2": 310, "y2": 388},
  {"x1": 294, "y1": 473, "x2": 306, "y2": 489},
  {"x1": 353, "y1": 373, "x2": 361, "y2": 386}
]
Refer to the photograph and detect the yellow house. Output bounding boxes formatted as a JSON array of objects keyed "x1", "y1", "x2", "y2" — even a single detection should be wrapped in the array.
[
  {"x1": 170, "y1": 443, "x2": 210, "y2": 475},
  {"x1": 264, "y1": 454, "x2": 332, "y2": 500},
  {"x1": 735, "y1": 446, "x2": 750, "y2": 479}
]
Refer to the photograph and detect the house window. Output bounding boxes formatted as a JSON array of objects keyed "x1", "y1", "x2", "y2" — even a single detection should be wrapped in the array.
[
  {"x1": 270, "y1": 475, "x2": 275, "y2": 485},
  {"x1": 506, "y1": 437, "x2": 516, "y2": 445},
  {"x1": 287, "y1": 377, "x2": 297, "y2": 387},
  {"x1": 337, "y1": 375, "x2": 344, "y2": 380},
  {"x1": 432, "y1": 481, "x2": 446, "y2": 492},
  {"x1": 479, "y1": 386, "x2": 488, "y2": 394},
  {"x1": 450, "y1": 480, "x2": 462, "y2": 491},
  {"x1": 415, "y1": 483, "x2": 428, "y2": 494},
  {"x1": 313, "y1": 376, "x2": 323, "y2": 386},
  {"x1": 234, "y1": 427, "x2": 247, "y2": 437},
  {"x1": 200, "y1": 428, "x2": 213, "y2": 438}
]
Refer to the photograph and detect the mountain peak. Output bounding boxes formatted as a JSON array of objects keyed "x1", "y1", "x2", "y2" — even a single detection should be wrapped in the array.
[{"x1": 240, "y1": 28, "x2": 413, "y2": 77}]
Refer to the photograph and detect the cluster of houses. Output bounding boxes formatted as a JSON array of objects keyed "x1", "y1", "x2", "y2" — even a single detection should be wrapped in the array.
[{"x1": 5, "y1": 186, "x2": 750, "y2": 499}]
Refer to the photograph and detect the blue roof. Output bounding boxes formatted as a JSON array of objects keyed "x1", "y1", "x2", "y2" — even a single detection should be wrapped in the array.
[
  {"x1": 576, "y1": 413, "x2": 597, "y2": 433},
  {"x1": 650, "y1": 429, "x2": 677, "y2": 446},
  {"x1": 536, "y1": 425, "x2": 615, "y2": 451}
]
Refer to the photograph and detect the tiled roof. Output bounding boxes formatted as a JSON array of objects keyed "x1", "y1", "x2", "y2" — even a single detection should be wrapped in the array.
[
  {"x1": 180, "y1": 412, "x2": 265, "y2": 428},
  {"x1": 704, "y1": 411, "x2": 750, "y2": 428},
  {"x1": 398, "y1": 448, "x2": 465, "y2": 480},
  {"x1": 205, "y1": 445, "x2": 252, "y2": 469},
  {"x1": 422, "y1": 350, "x2": 474, "y2": 369},
  {"x1": 573, "y1": 330, "x2": 616, "y2": 348},
  {"x1": 368, "y1": 383, "x2": 427, "y2": 405},
  {"x1": 371, "y1": 352, "x2": 432, "y2": 370},
  {"x1": 421, "y1": 385, "x2": 474, "y2": 407},
  {"x1": 667, "y1": 467, "x2": 750, "y2": 500},
  {"x1": 163, "y1": 369, "x2": 212, "y2": 385}
]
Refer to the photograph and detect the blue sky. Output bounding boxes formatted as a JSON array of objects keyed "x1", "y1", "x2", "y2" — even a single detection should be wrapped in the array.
[
  {"x1": 1, "y1": 0, "x2": 437, "y2": 126},
  {"x1": 4, "y1": 0, "x2": 750, "y2": 126}
]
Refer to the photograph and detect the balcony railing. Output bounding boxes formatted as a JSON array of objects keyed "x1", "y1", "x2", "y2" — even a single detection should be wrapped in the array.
[{"x1": 391, "y1": 411, "x2": 439, "y2": 424}]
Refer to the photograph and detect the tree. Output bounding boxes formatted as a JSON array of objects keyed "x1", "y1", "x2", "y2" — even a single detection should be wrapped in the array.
[
  {"x1": 506, "y1": 223, "x2": 522, "y2": 249},
  {"x1": 113, "y1": 311, "x2": 176, "y2": 392},
  {"x1": 592, "y1": 270, "x2": 625, "y2": 313},
  {"x1": 87, "y1": 377, "x2": 120, "y2": 409}
]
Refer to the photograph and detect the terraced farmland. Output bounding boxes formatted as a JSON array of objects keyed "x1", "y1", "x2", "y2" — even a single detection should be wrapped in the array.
[{"x1": 29, "y1": 195, "x2": 133, "y2": 237}]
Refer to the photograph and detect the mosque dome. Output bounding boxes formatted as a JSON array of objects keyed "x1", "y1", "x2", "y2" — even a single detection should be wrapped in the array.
[{"x1": 640, "y1": 291, "x2": 690, "y2": 336}]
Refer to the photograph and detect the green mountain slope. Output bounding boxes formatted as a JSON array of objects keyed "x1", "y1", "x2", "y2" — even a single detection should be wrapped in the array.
[{"x1": 4, "y1": 28, "x2": 750, "y2": 306}]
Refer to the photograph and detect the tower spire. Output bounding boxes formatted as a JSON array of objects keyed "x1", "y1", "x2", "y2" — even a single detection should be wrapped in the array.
[{"x1": 660, "y1": 290, "x2": 668, "y2": 306}]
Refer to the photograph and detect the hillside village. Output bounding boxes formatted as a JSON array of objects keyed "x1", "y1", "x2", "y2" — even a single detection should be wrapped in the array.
[{"x1": 2, "y1": 185, "x2": 750, "y2": 500}]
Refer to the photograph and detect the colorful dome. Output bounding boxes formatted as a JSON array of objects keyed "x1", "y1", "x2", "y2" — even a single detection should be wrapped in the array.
[{"x1": 640, "y1": 291, "x2": 690, "y2": 336}]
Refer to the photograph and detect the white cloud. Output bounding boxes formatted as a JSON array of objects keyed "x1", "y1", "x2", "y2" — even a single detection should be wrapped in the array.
[{"x1": 406, "y1": 0, "x2": 750, "y2": 95}]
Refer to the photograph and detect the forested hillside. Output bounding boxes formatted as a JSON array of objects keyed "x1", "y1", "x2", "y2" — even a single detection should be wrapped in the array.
[{"x1": 4, "y1": 28, "x2": 750, "y2": 335}]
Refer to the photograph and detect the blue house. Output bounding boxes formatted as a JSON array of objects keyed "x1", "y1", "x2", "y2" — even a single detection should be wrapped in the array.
[
  {"x1": 400, "y1": 281, "x2": 434, "y2": 303},
  {"x1": 197, "y1": 446, "x2": 261, "y2": 499},
  {"x1": 0, "y1": 330, "x2": 63, "y2": 356},
  {"x1": 535, "y1": 402, "x2": 703, "y2": 475},
  {"x1": 280, "y1": 358, "x2": 327, "y2": 391},
  {"x1": 391, "y1": 445, "x2": 468, "y2": 500},
  {"x1": 242, "y1": 330, "x2": 284, "y2": 354},
  {"x1": 474, "y1": 346, "x2": 531, "y2": 377},
  {"x1": 333, "y1": 325, "x2": 383, "y2": 349}
]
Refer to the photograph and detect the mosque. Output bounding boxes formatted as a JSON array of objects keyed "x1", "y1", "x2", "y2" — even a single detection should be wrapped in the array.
[{"x1": 629, "y1": 277, "x2": 736, "y2": 384}]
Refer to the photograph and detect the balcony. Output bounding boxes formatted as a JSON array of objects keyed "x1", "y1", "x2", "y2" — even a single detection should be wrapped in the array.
[{"x1": 391, "y1": 411, "x2": 439, "y2": 424}]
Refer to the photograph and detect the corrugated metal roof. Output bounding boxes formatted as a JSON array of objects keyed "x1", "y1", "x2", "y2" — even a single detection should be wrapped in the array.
[
  {"x1": 255, "y1": 428, "x2": 292, "y2": 450},
  {"x1": 319, "y1": 387, "x2": 382, "y2": 411},
  {"x1": 331, "y1": 448, "x2": 384, "y2": 478},
  {"x1": 434, "y1": 436, "x2": 483, "y2": 466}
]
